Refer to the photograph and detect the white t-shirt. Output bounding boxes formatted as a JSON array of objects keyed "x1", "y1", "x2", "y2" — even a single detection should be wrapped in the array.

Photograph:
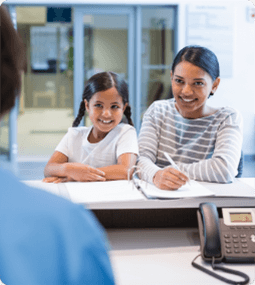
[{"x1": 55, "y1": 123, "x2": 138, "y2": 168}]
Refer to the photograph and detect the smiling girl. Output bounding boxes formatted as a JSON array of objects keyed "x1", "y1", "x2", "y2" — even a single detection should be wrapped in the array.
[
  {"x1": 138, "y1": 45, "x2": 243, "y2": 190},
  {"x1": 44, "y1": 72, "x2": 138, "y2": 183}
]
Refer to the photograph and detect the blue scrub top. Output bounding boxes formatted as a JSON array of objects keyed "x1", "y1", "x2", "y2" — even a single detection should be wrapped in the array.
[{"x1": 0, "y1": 168, "x2": 115, "y2": 284}]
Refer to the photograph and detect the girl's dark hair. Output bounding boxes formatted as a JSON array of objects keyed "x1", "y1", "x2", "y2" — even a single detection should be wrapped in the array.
[
  {"x1": 1, "y1": 5, "x2": 25, "y2": 116},
  {"x1": 72, "y1": 72, "x2": 134, "y2": 127},
  {"x1": 171, "y1": 45, "x2": 220, "y2": 81}
]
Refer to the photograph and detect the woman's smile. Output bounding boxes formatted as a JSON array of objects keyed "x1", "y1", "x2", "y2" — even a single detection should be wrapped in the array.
[{"x1": 178, "y1": 96, "x2": 198, "y2": 103}]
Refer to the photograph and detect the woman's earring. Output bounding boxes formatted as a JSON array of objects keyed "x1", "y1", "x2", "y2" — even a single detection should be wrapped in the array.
[{"x1": 209, "y1": 92, "x2": 214, "y2": 96}]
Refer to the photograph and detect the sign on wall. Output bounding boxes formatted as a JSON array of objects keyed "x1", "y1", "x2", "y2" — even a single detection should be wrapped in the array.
[{"x1": 186, "y1": 4, "x2": 234, "y2": 78}]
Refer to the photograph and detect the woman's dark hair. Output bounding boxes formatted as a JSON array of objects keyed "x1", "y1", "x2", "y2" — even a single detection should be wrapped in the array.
[
  {"x1": 171, "y1": 45, "x2": 220, "y2": 81},
  {"x1": 0, "y1": 5, "x2": 25, "y2": 116},
  {"x1": 72, "y1": 72, "x2": 134, "y2": 127}
]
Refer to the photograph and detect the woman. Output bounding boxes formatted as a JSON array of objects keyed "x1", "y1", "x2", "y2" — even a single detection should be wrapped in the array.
[{"x1": 138, "y1": 45, "x2": 243, "y2": 190}]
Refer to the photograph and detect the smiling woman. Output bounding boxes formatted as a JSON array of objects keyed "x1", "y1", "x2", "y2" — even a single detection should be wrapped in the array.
[{"x1": 137, "y1": 45, "x2": 243, "y2": 190}]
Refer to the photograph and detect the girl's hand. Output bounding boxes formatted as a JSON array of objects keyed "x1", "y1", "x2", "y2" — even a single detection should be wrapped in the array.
[
  {"x1": 153, "y1": 167, "x2": 189, "y2": 190},
  {"x1": 65, "y1": 163, "x2": 106, "y2": 182},
  {"x1": 42, "y1": 176, "x2": 74, "y2": 183}
]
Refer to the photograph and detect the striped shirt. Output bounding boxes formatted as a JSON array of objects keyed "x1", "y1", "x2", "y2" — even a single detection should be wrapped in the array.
[{"x1": 137, "y1": 99, "x2": 243, "y2": 184}]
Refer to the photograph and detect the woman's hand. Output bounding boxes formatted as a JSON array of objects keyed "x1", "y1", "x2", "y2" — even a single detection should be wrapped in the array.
[{"x1": 153, "y1": 167, "x2": 189, "y2": 190}]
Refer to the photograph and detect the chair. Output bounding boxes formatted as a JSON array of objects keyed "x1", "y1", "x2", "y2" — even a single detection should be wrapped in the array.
[{"x1": 235, "y1": 151, "x2": 244, "y2": 178}]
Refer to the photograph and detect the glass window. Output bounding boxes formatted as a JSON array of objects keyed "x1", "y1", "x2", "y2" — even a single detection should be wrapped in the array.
[
  {"x1": 141, "y1": 7, "x2": 176, "y2": 116},
  {"x1": 82, "y1": 14, "x2": 129, "y2": 126}
]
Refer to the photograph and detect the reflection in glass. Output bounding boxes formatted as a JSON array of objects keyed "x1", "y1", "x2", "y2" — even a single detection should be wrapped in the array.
[
  {"x1": 82, "y1": 14, "x2": 128, "y2": 126},
  {"x1": 83, "y1": 15, "x2": 128, "y2": 81},
  {"x1": 16, "y1": 6, "x2": 74, "y2": 158},
  {"x1": 141, "y1": 7, "x2": 176, "y2": 116}
]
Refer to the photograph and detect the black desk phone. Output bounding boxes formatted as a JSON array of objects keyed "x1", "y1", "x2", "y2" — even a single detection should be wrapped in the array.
[{"x1": 193, "y1": 203, "x2": 254, "y2": 284}]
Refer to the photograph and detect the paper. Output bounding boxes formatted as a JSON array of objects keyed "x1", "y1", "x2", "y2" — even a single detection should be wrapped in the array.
[
  {"x1": 136, "y1": 179, "x2": 215, "y2": 199},
  {"x1": 65, "y1": 180, "x2": 146, "y2": 204}
]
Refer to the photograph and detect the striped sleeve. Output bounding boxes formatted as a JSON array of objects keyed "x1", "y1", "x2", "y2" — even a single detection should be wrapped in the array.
[
  {"x1": 137, "y1": 103, "x2": 163, "y2": 184},
  {"x1": 178, "y1": 111, "x2": 243, "y2": 183}
]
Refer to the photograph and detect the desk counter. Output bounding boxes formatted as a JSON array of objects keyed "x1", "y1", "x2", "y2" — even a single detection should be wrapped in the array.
[{"x1": 108, "y1": 228, "x2": 255, "y2": 285}]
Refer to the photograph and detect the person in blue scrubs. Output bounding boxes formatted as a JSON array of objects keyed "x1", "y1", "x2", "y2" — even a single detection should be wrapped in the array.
[{"x1": 0, "y1": 6, "x2": 115, "y2": 284}]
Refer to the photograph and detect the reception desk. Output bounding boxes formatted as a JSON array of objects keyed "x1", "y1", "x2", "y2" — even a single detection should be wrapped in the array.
[{"x1": 23, "y1": 178, "x2": 255, "y2": 284}]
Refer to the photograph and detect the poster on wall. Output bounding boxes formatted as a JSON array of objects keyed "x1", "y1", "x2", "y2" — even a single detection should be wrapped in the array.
[{"x1": 186, "y1": 4, "x2": 234, "y2": 78}]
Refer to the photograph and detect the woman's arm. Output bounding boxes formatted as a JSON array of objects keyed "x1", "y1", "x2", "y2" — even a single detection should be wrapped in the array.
[
  {"x1": 137, "y1": 103, "x2": 187, "y2": 189},
  {"x1": 43, "y1": 151, "x2": 106, "y2": 183},
  {"x1": 177, "y1": 112, "x2": 243, "y2": 183},
  {"x1": 98, "y1": 153, "x2": 137, "y2": 180}
]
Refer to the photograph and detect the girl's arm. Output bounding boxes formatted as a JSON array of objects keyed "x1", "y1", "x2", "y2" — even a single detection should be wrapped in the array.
[
  {"x1": 98, "y1": 152, "x2": 137, "y2": 180},
  {"x1": 43, "y1": 151, "x2": 106, "y2": 183}
]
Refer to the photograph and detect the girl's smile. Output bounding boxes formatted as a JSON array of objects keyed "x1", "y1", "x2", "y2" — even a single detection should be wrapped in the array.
[
  {"x1": 171, "y1": 61, "x2": 220, "y2": 119},
  {"x1": 85, "y1": 87, "x2": 127, "y2": 142}
]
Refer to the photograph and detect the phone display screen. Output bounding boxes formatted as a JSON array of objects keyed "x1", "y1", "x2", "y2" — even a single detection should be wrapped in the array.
[{"x1": 230, "y1": 212, "x2": 252, "y2": 223}]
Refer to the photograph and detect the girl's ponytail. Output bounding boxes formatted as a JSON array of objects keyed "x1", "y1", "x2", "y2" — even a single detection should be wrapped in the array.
[
  {"x1": 72, "y1": 101, "x2": 86, "y2": 127},
  {"x1": 124, "y1": 105, "x2": 134, "y2": 126}
]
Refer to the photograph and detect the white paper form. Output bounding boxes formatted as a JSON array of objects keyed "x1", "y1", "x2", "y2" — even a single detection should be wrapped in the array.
[
  {"x1": 137, "y1": 180, "x2": 215, "y2": 199},
  {"x1": 65, "y1": 180, "x2": 146, "y2": 204}
]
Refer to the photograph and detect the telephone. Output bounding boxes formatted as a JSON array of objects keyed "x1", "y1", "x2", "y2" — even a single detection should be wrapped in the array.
[
  {"x1": 197, "y1": 202, "x2": 255, "y2": 263},
  {"x1": 192, "y1": 202, "x2": 255, "y2": 284}
]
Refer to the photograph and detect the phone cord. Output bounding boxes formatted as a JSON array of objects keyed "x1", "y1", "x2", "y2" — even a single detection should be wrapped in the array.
[{"x1": 192, "y1": 254, "x2": 250, "y2": 285}]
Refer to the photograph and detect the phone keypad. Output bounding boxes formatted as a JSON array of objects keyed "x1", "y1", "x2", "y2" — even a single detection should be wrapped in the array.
[{"x1": 222, "y1": 223, "x2": 255, "y2": 259}]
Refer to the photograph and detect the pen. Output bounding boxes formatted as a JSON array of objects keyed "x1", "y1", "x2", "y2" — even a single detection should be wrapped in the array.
[{"x1": 163, "y1": 152, "x2": 191, "y2": 186}]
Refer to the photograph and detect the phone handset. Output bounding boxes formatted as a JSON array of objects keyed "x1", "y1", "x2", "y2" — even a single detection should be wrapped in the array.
[
  {"x1": 199, "y1": 202, "x2": 222, "y2": 261},
  {"x1": 193, "y1": 202, "x2": 250, "y2": 285}
]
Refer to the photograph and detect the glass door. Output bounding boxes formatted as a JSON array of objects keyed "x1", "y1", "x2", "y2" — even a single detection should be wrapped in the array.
[
  {"x1": 15, "y1": 6, "x2": 74, "y2": 159},
  {"x1": 73, "y1": 7, "x2": 135, "y2": 126},
  {"x1": 140, "y1": 6, "x2": 177, "y2": 117}
]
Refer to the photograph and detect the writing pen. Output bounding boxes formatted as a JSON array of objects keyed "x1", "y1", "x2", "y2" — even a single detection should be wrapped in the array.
[{"x1": 163, "y1": 152, "x2": 191, "y2": 186}]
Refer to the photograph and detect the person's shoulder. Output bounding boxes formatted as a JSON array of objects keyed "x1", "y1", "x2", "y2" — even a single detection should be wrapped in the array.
[
  {"x1": 146, "y1": 99, "x2": 175, "y2": 117},
  {"x1": 117, "y1": 123, "x2": 136, "y2": 132},
  {"x1": 66, "y1": 126, "x2": 91, "y2": 137},
  {"x1": 0, "y1": 168, "x2": 96, "y2": 226},
  {"x1": 113, "y1": 123, "x2": 137, "y2": 138},
  {"x1": 216, "y1": 106, "x2": 242, "y2": 120}
]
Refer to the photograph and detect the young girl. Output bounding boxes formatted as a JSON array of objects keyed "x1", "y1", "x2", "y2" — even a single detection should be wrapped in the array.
[{"x1": 43, "y1": 72, "x2": 138, "y2": 183}]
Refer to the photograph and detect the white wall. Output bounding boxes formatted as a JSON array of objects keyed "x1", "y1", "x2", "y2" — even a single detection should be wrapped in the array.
[{"x1": 213, "y1": 1, "x2": 255, "y2": 156}]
